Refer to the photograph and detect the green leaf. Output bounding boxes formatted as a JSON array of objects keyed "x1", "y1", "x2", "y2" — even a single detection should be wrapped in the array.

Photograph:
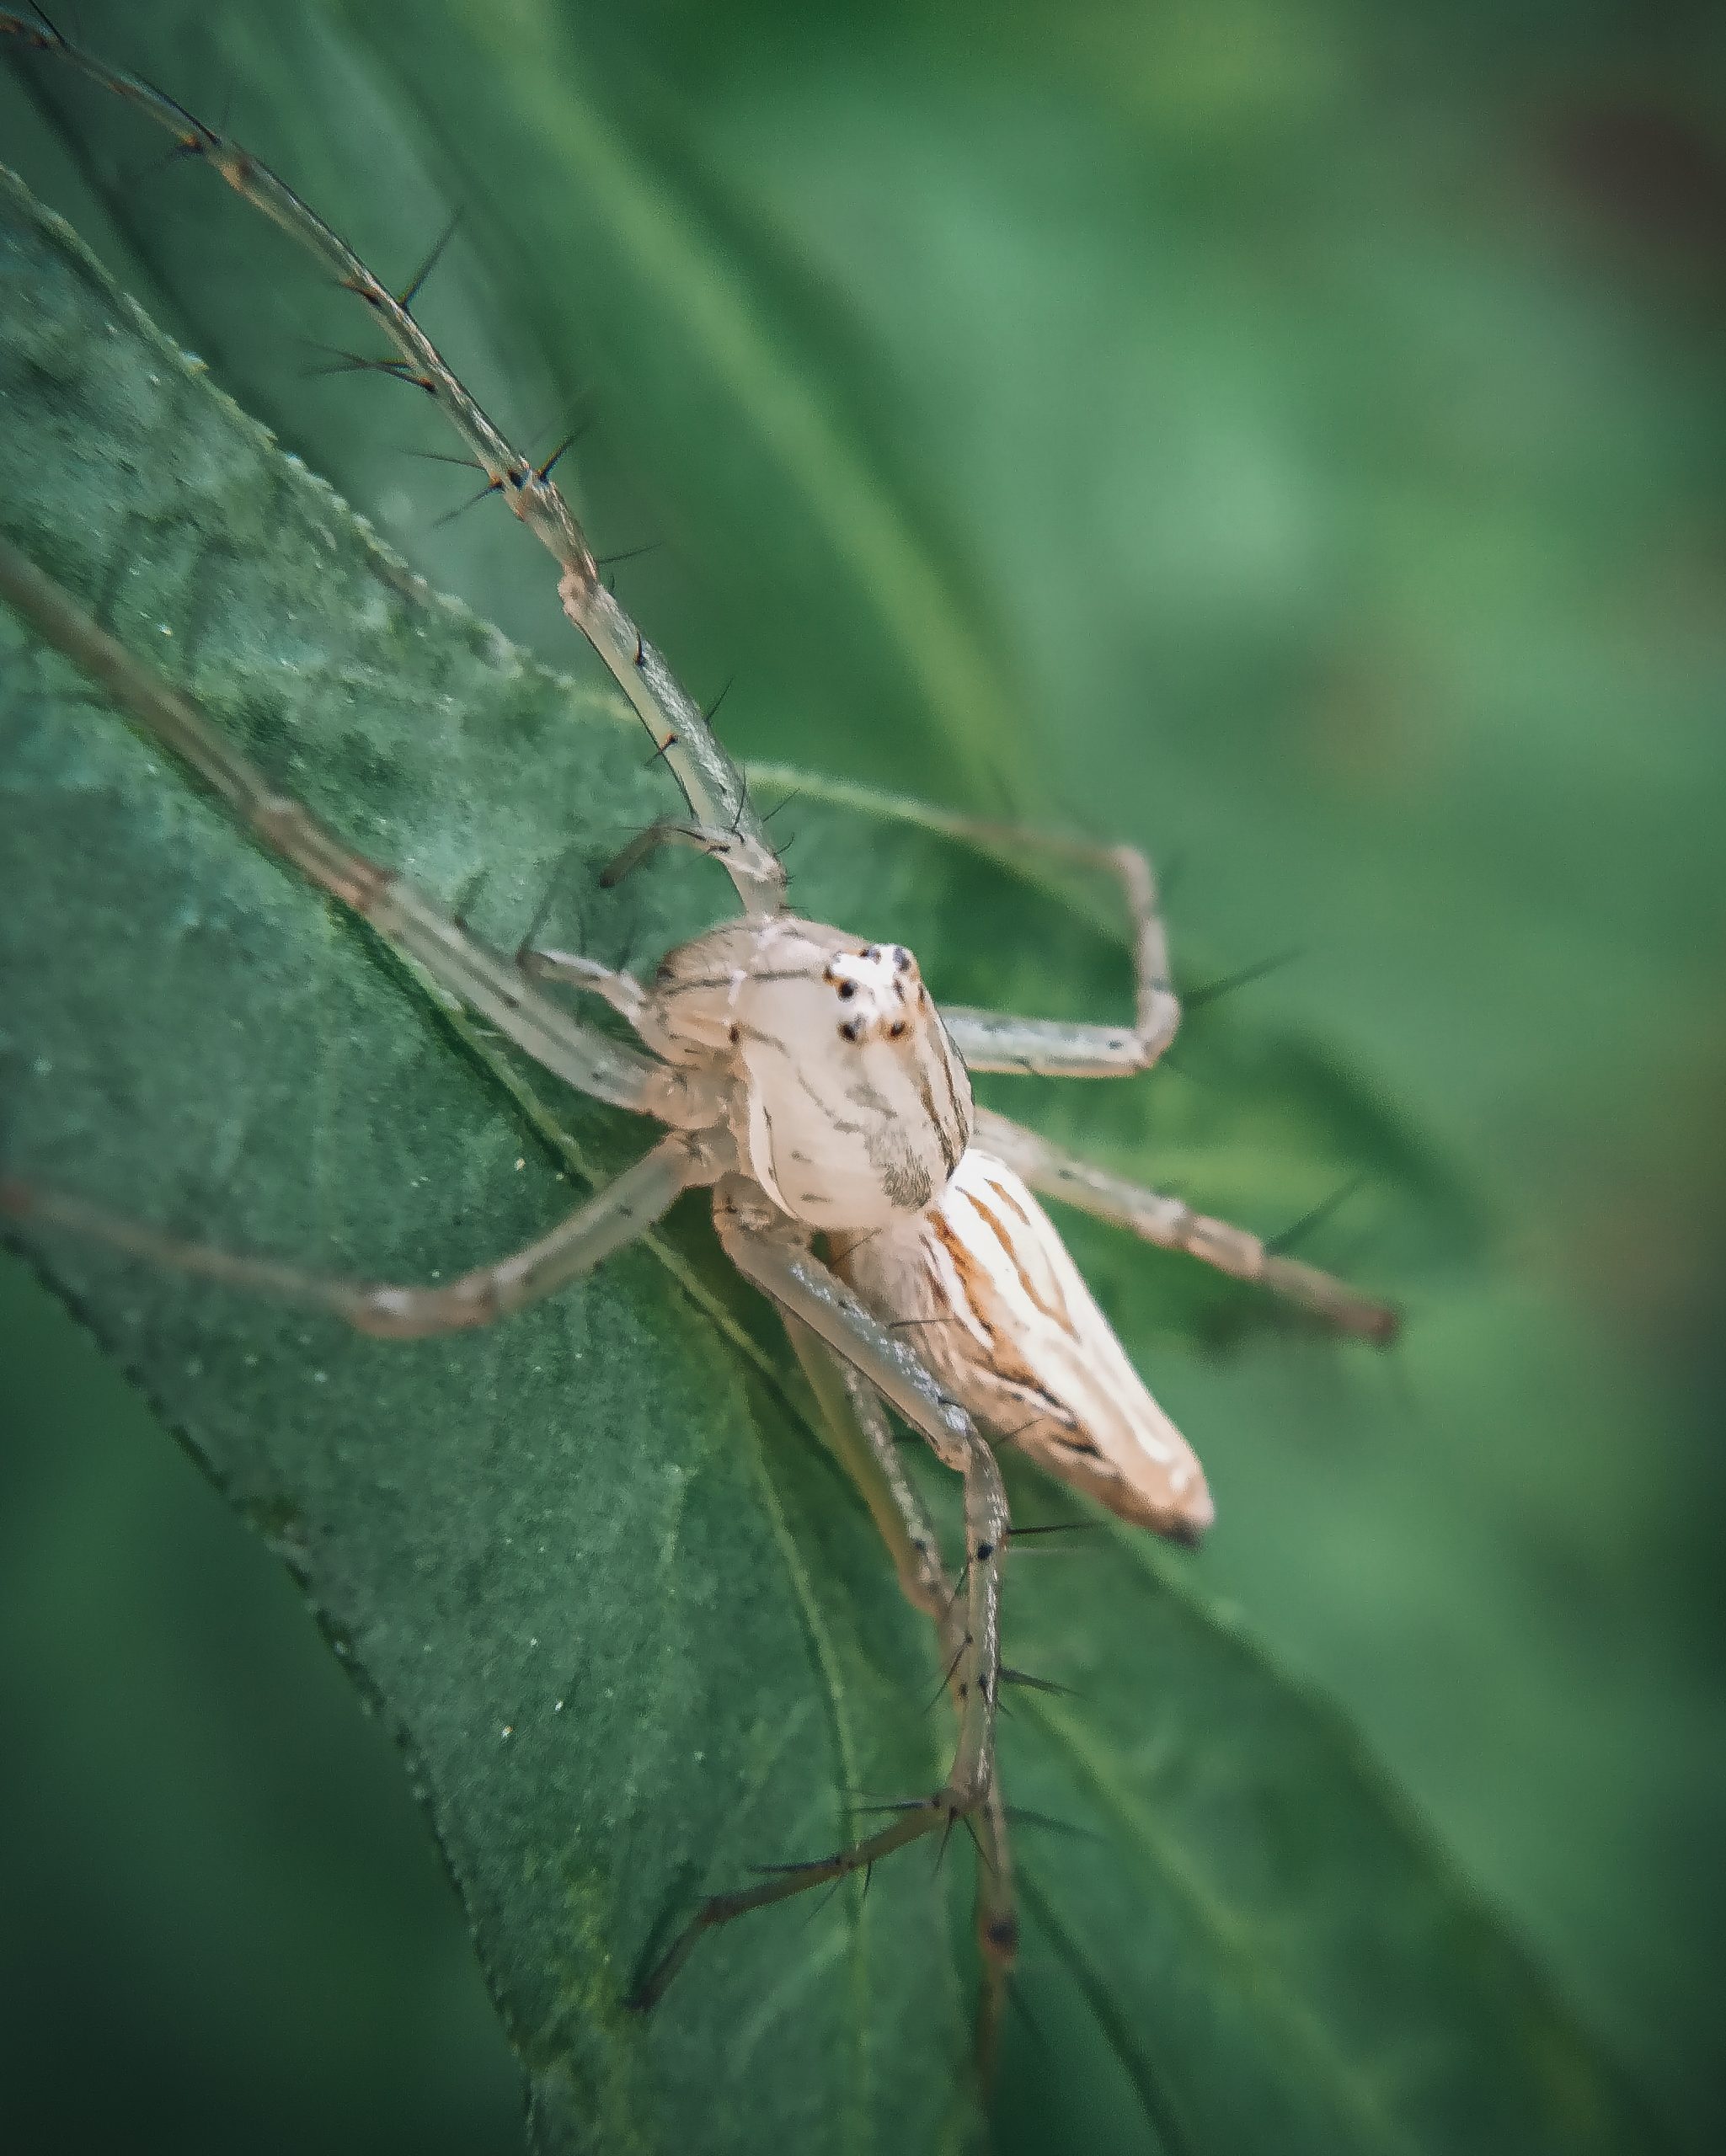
[{"x1": 0, "y1": 125, "x2": 1664, "y2": 2156}]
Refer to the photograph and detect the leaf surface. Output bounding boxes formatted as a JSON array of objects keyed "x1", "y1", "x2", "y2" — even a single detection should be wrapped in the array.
[{"x1": 0, "y1": 153, "x2": 1666, "y2": 2156}]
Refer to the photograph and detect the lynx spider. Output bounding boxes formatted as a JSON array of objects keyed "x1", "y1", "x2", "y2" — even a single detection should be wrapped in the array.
[{"x1": 0, "y1": 10, "x2": 1397, "y2": 2063}]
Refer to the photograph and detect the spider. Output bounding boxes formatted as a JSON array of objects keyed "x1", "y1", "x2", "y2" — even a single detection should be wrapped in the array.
[{"x1": 0, "y1": 9, "x2": 1397, "y2": 2063}]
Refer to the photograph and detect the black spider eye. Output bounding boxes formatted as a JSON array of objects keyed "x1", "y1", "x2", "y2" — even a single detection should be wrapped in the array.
[
  {"x1": 839, "y1": 1018, "x2": 863, "y2": 1043},
  {"x1": 889, "y1": 1020, "x2": 907, "y2": 1039},
  {"x1": 836, "y1": 979, "x2": 856, "y2": 1001}
]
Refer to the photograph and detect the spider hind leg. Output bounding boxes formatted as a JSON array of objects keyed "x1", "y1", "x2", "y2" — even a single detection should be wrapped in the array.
[{"x1": 632, "y1": 1196, "x2": 1011, "y2": 2022}]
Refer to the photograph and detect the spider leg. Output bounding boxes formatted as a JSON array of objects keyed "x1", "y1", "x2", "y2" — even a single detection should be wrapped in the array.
[
  {"x1": 1, "y1": 1131, "x2": 706, "y2": 1339},
  {"x1": 783, "y1": 1315, "x2": 950, "y2": 1626},
  {"x1": 935, "y1": 825, "x2": 1178, "y2": 1076},
  {"x1": 0, "y1": 540, "x2": 715, "y2": 1129},
  {"x1": 631, "y1": 1203, "x2": 1009, "y2": 2011},
  {"x1": 972, "y1": 1777, "x2": 1018, "y2": 2080},
  {"x1": 0, "y1": 11, "x2": 785, "y2": 918},
  {"x1": 975, "y1": 1106, "x2": 1400, "y2": 1342},
  {"x1": 785, "y1": 1326, "x2": 1019, "y2": 2076}
]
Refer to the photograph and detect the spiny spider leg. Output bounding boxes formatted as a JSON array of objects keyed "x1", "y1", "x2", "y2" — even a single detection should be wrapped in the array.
[
  {"x1": 974, "y1": 1105, "x2": 1400, "y2": 1342},
  {"x1": 1, "y1": 1133, "x2": 708, "y2": 1339},
  {"x1": 0, "y1": 539, "x2": 713, "y2": 1130},
  {"x1": 786, "y1": 1324, "x2": 1018, "y2": 2075},
  {"x1": 633, "y1": 1198, "x2": 1009, "y2": 2010},
  {"x1": 716, "y1": 1213, "x2": 1007, "y2": 1807},
  {"x1": 783, "y1": 1315, "x2": 952, "y2": 1629},
  {"x1": 0, "y1": 8, "x2": 784, "y2": 917},
  {"x1": 934, "y1": 822, "x2": 1178, "y2": 1077},
  {"x1": 817, "y1": 1352, "x2": 1019, "y2": 2084}
]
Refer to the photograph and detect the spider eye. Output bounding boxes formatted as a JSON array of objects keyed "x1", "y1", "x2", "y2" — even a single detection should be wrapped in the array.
[
  {"x1": 888, "y1": 1020, "x2": 907, "y2": 1039},
  {"x1": 894, "y1": 947, "x2": 912, "y2": 972},
  {"x1": 839, "y1": 1017, "x2": 863, "y2": 1043},
  {"x1": 836, "y1": 979, "x2": 857, "y2": 1001}
]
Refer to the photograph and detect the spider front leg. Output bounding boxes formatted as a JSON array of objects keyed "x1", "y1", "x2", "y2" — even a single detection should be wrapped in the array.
[
  {"x1": 1, "y1": 15, "x2": 786, "y2": 917},
  {"x1": 785, "y1": 1322, "x2": 1019, "y2": 2075},
  {"x1": 631, "y1": 1189, "x2": 1009, "y2": 2011},
  {"x1": 0, "y1": 540, "x2": 715, "y2": 1132},
  {"x1": 975, "y1": 1106, "x2": 1400, "y2": 1342},
  {"x1": 2, "y1": 1132, "x2": 712, "y2": 1338}
]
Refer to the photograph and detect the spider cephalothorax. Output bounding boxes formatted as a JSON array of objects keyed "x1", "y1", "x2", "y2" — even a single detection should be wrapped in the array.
[{"x1": 647, "y1": 916, "x2": 970, "y2": 1230}]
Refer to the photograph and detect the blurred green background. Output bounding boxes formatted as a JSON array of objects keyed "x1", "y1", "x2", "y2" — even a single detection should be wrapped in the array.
[{"x1": 2, "y1": 0, "x2": 1723, "y2": 2148}]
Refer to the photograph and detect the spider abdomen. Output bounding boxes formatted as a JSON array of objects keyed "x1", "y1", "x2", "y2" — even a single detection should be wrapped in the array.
[{"x1": 834, "y1": 1148, "x2": 1214, "y2": 1542}]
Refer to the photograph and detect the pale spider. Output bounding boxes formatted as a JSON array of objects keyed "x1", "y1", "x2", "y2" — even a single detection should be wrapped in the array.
[{"x1": 0, "y1": 11, "x2": 1397, "y2": 2053}]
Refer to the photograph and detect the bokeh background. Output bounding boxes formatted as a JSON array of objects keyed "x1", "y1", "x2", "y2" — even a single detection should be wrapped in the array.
[{"x1": 3, "y1": 1, "x2": 1723, "y2": 2149}]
